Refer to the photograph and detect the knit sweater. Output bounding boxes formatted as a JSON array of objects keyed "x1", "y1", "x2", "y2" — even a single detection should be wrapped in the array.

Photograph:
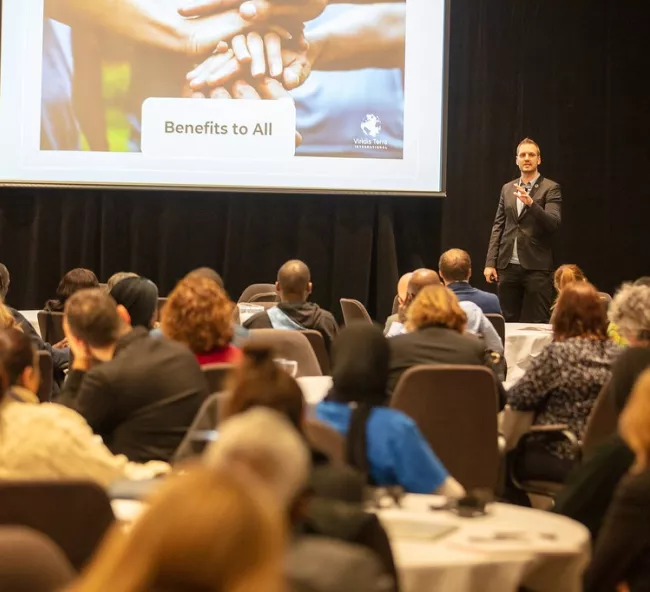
[{"x1": 0, "y1": 400, "x2": 169, "y2": 487}]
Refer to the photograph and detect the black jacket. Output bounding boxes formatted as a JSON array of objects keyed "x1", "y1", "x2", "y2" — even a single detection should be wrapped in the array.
[
  {"x1": 485, "y1": 176, "x2": 562, "y2": 271},
  {"x1": 388, "y1": 325, "x2": 505, "y2": 408},
  {"x1": 58, "y1": 328, "x2": 209, "y2": 463},
  {"x1": 244, "y1": 301, "x2": 339, "y2": 352}
]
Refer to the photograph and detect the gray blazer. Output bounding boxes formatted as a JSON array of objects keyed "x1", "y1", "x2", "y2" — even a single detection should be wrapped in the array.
[{"x1": 485, "y1": 175, "x2": 562, "y2": 271}]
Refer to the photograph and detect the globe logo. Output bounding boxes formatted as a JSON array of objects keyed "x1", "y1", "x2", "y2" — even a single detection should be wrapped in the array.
[{"x1": 360, "y1": 114, "x2": 382, "y2": 138}]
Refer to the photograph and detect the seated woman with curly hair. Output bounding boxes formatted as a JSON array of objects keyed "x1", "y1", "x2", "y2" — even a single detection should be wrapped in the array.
[{"x1": 161, "y1": 276, "x2": 242, "y2": 366}]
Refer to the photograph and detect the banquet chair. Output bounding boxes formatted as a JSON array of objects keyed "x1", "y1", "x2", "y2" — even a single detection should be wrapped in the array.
[
  {"x1": 174, "y1": 392, "x2": 227, "y2": 464},
  {"x1": 238, "y1": 283, "x2": 278, "y2": 303},
  {"x1": 36, "y1": 351, "x2": 54, "y2": 403},
  {"x1": 0, "y1": 527, "x2": 75, "y2": 592},
  {"x1": 391, "y1": 365, "x2": 501, "y2": 492},
  {"x1": 201, "y1": 363, "x2": 235, "y2": 393},
  {"x1": 304, "y1": 419, "x2": 346, "y2": 466},
  {"x1": 301, "y1": 330, "x2": 331, "y2": 374},
  {"x1": 581, "y1": 379, "x2": 617, "y2": 459},
  {"x1": 37, "y1": 311, "x2": 65, "y2": 345},
  {"x1": 340, "y1": 299, "x2": 373, "y2": 326},
  {"x1": 0, "y1": 481, "x2": 114, "y2": 571},
  {"x1": 485, "y1": 313, "x2": 506, "y2": 345},
  {"x1": 248, "y1": 329, "x2": 322, "y2": 377},
  {"x1": 597, "y1": 291, "x2": 612, "y2": 303}
]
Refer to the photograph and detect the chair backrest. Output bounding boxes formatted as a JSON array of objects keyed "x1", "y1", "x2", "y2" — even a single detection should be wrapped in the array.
[
  {"x1": 36, "y1": 311, "x2": 65, "y2": 345},
  {"x1": 304, "y1": 419, "x2": 346, "y2": 466},
  {"x1": 0, "y1": 481, "x2": 115, "y2": 571},
  {"x1": 485, "y1": 313, "x2": 506, "y2": 344},
  {"x1": 391, "y1": 365, "x2": 500, "y2": 492},
  {"x1": 391, "y1": 295, "x2": 400, "y2": 315},
  {"x1": 238, "y1": 283, "x2": 277, "y2": 303},
  {"x1": 582, "y1": 379, "x2": 618, "y2": 459},
  {"x1": 36, "y1": 351, "x2": 53, "y2": 403},
  {"x1": 598, "y1": 291, "x2": 612, "y2": 303},
  {"x1": 240, "y1": 301, "x2": 277, "y2": 311},
  {"x1": 0, "y1": 527, "x2": 75, "y2": 592},
  {"x1": 248, "y1": 329, "x2": 322, "y2": 377},
  {"x1": 301, "y1": 330, "x2": 331, "y2": 375},
  {"x1": 201, "y1": 363, "x2": 235, "y2": 393},
  {"x1": 339, "y1": 299, "x2": 373, "y2": 326}
]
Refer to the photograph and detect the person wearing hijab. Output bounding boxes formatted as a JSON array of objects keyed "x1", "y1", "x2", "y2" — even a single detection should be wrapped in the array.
[
  {"x1": 315, "y1": 323, "x2": 465, "y2": 496},
  {"x1": 109, "y1": 276, "x2": 159, "y2": 330}
]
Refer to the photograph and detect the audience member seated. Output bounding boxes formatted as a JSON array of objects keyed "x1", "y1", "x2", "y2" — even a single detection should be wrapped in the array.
[
  {"x1": 243, "y1": 259, "x2": 339, "y2": 352},
  {"x1": 43, "y1": 268, "x2": 99, "y2": 312},
  {"x1": 0, "y1": 301, "x2": 18, "y2": 331},
  {"x1": 385, "y1": 268, "x2": 440, "y2": 337},
  {"x1": 105, "y1": 271, "x2": 138, "y2": 292},
  {"x1": 387, "y1": 284, "x2": 505, "y2": 407},
  {"x1": 603, "y1": 282, "x2": 650, "y2": 409},
  {"x1": 58, "y1": 288, "x2": 208, "y2": 463},
  {"x1": 316, "y1": 323, "x2": 465, "y2": 496},
  {"x1": 383, "y1": 272, "x2": 413, "y2": 334},
  {"x1": 205, "y1": 408, "x2": 310, "y2": 510},
  {"x1": 0, "y1": 263, "x2": 69, "y2": 387},
  {"x1": 161, "y1": 275, "x2": 242, "y2": 365},
  {"x1": 553, "y1": 264, "x2": 586, "y2": 294},
  {"x1": 109, "y1": 276, "x2": 159, "y2": 330},
  {"x1": 439, "y1": 249, "x2": 501, "y2": 314},
  {"x1": 508, "y1": 282, "x2": 619, "y2": 483},
  {"x1": 0, "y1": 328, "x2": 168, "y2": 485},
  {"x1": 69, "y1": 467, "x2": 285, "y2": 592},
  {"x1": 583, "y1": 369, "x2": 650, "y2": 592}
]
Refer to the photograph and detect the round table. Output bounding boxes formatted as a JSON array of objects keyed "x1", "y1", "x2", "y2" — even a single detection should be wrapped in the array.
[
  {"x1": 504, "y1": 323, "x2": 553, "y2": 388},
  {"x1": 378, "y1": 494, "x2": 589, "y2": 592}
]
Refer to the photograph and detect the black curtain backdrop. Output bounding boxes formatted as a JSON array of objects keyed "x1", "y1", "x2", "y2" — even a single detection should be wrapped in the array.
[{"x1": 1, "y1": 0, "x2": 648, "y2": 320}]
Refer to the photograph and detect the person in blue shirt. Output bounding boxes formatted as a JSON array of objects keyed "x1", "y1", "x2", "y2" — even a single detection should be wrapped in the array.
[
  {"x1": 439, "y1": 249, "x2": 502, "y2": 315},
  {"x1": 315, "y1": 323, "x2": 464, "y2": 496}
]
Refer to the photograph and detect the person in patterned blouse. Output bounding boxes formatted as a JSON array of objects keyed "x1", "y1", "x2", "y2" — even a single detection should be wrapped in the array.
[{"x1": 508, "y1": 282, "x2": 620, "y2": 483}]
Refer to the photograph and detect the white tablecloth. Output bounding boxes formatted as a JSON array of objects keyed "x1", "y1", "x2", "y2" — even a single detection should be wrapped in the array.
[
  {"x1": 504, "y1": 323, "x2": 553, "y2": 388},
  {"x1": 379, "y1": 494, "x2": 590, "y2": 592}
]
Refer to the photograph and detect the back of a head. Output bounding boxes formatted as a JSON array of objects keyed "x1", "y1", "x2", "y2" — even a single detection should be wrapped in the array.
[
  {"x1": 70, "y1": 467, "x2": 285, "y2": 592},
  {"x1": 406, "y1": 268, "x2": 441, "y2": 299},
  {"x1": 406, "y1": 284, "x2": 466, "y2": 333},
  {"x1": 224, "y1": 343, "x2": 305, "y2": 429},
  {"x1": 205, "y1": 408, "x2": 310, "y2": 509},
  {"x1": 396, "y1": 273, "x2": 413, "y2": 303},
  {"x1": 278, "y1": 260, "x2": 311, "y2": 299},
  {"x1": 109, "y1": 277, "x2": 159, "y2": 330},
  {"x1": 162, "y1": 275, "x2": 233, "y2": 354},
  {"x1": 185, "y1": 267, "x2": 225, "y2": 289},
  {"x1": 0, "y1": 328, "x2": 36, "y2": 392},
  {"x1": 553, "y1": 264, "x2": 586, "y2": 293},
  {"x1": 331, "y1": 323, "x2": 389, "y2": 403},
  {"x1": 608, "y1": 283, "x2": 650, "y2": 344},
  {"x1": 0, "y1": 263, "x2": 9, "y2": 301},
  {"x1": 438, "y1": 249, "x2": 471, "y2": 284},
  {"x1": 0, "y1": 302, "x2": 18, "y2": 332},
  {"x1": 553, "y1": 281, "x2": 607, "y2": 341},
  {"x1": 56, "y1": 268, "x2": 99, "y2": 303},
  {"x1": 64, "y1": 289, "x2": 123, "y2": 348},
  {"x1": 106, "y1": 272, "x2": 139, "y2": 293}
]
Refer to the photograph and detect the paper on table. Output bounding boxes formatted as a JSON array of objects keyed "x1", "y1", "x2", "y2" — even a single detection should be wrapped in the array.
[{"x1": 382, "y1": 519, "x2": 458, "y2": 542}]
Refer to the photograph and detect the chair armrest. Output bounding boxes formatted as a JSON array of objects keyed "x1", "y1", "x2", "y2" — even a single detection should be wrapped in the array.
[
  {"x1": 519, "y1": 425, "x2": 581, "y2": 460},
  {"x1": 528, "y1": 423, "x2": 570, "y2": 432}
]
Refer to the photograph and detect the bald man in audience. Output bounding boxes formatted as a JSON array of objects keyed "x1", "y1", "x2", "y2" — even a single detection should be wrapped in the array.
[
  {"x1": 385, "y1": 269, "x2": 441, "y2": 337},
  {"x1": 384, "y1": 272, "x2": 413, "y2": 334},
  {"x1": 243, "y1": 260, "x2": 339, "y2": 352},
  {"x1": 58, "y1": 288, "x2": 208, "y2": 463}
]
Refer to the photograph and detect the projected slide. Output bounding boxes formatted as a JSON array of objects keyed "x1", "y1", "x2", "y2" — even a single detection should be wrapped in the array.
[{"x1": 0, "y1": 0, "x2": 447, "y2": 194}]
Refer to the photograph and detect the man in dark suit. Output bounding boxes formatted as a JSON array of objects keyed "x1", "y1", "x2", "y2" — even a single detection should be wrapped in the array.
[
  {"x1": 439, "y1": 249, "x2": 501, "y2": 314},
  {"x1": 484, "y1": 138, "x2": 562, "y2": 323},
  {"x1": 58, "y1": 288, "x2": 209, "y2": 463}
]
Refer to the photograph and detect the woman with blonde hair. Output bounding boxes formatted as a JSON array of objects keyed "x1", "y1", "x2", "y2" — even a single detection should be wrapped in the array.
[
  {"x1": 553, "y1": 264, "x2": 587, "y2": 293},
  {"x1": 583, "y1": 369, "x2": 650, "y2": 591},
  {"x1": 0, "y1": 301, "x2": 19, "y2": 331},
  {"x1": 69, "y1": 467, "x2": 286, "y2": 592}
]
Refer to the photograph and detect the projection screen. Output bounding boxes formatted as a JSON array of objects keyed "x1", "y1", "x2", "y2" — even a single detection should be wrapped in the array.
[{"x1": 0, "y1": 0, "x2": 448, "y2": 195}]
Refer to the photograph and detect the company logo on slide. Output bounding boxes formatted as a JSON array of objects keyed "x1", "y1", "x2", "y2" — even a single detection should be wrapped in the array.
[{"x1": 360, "y1": 114, "x2": 382, "y2": 137}]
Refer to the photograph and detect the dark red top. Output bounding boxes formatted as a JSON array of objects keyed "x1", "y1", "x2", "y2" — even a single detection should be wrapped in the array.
[{"x1": 196, "y1": 345, "x2": 242, "y2": 366}]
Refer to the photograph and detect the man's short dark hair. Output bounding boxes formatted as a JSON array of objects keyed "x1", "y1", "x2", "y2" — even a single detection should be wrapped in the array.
[
  {"x1": 0, "y1": 264, "x2": 10, "y2": 301},
  {"x1": 277, "y1": 260, "x2": 311, "y2": 296},
  {"x1": 186, "y1": 267, "x2": 224, "y2": 289},
  {"x1": 64, "y1": 288, "x2": 123, "y2": 348},
  {"x1": 439, "y1": 249, "x2": 472, "y2": 283}
]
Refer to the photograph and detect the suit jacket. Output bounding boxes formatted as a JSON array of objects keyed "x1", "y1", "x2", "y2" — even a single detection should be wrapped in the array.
[
  {"x1": 58, "y1": 327, "x2": 209, "y2": 463},
  {"x1": 485, "y1": 176, "x2": 562, "y2": 271},
  {"x1": 447, "y1": 282, "x2": 502, "y2": 314},
  {"x1": 387, "y1": 325, "x2": 505, "y2": 408}
]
